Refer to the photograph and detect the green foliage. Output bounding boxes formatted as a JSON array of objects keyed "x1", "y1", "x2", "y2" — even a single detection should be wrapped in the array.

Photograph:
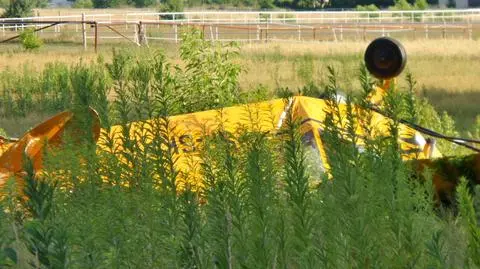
[
  {"x1": 457, "y1": 178, "x2": 480, "y2": 267},
  {"x1": 19, "y1": 29, "x2": 43, "y2": 50},
  {"x1": 2, "y1": 0, "x2": 34, "y2": 18},
  {"x1": 387, "y1": 0, "x2": 427, "y2": 10},
  {"x1": 356, "y1": 3, "x2": 379, "y2": 11},
  {"x1": 91, "y1": 0, "x2": 134, "y2": 8},
  {"x1": 416, "y1": 98, "x2": 465, "y2": 156},
  {"x1": 389, "y1": 0, "x2": 413, "y2": 10},
  {"x1": 72, "y1": 0, "x2": 94, "y2": 8},
  {"x1": 178, "y1": 28, "x2": 241, "y2": 113},
  {"x1": 0, "y1": 0, "x2": 9, "y2": 8},
  {"x1": 0, "y1": 202, "x2": 17, "y2": 268},
  {"x1": 295, "y1": 54, "x2": 315, "y2": 84},
  {"x1": 471, "y1": 115, "x2": 480, "y2": 139},
  {"x1": 21, "y1": 157, "x2": 69, "y2": 269},
  {"x1": 399, "y1": 73, "x2": 469, "y2": 156},
  {"x1": 1, "y1": 31, "x2": 480, "y2": 268},
  {"x1": 415, "y1": 0, "x2": 428, "y2": 9},
  {"x1": 159, "y1": 0, "x2": 184, "y2": 13}
]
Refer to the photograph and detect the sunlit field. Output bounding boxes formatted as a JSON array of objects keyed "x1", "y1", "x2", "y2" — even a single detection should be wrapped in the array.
[{"x1": 1, "y1": 38, "x2": 479, "y2": 133}]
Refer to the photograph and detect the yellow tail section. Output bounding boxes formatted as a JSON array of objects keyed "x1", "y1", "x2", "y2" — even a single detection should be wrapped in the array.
[{"x1": 0, "y1": 108, "x2": 100, "y2": 189}]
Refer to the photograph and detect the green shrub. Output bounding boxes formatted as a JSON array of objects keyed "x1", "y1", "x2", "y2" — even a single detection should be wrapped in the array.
[
  {"x1": 72, "y1": 0, "x2": 94, "y2": 8},
  {"x1": 178, "y1": 28, "x2": 241, "y2": 113},
  {"x1": 389, "y1": 0, "x2": 413, "y2": 10},
  {"x1": 356, "y1": 4, "x2": 379, "y2": 11},
  {"x1": 389, "y1": 0, "x2": 428, "y2": 10},
  {"x1": 0, "y1": 0, "x2": 9, "y2": 8},
  {"x1": 158, "y1": 0, "x2": 184, "y2": 19},
  {"x1": 2, "y1": 0, "x2": 34, "y2": 18},
  {"x1": 0, "y1": 202, "x2": 16, "y2": 268},
  {"x1": 472, "y1": 115, "x2": 480, "y2": 139},
  {"x1": 414, "y1": 0, "x2": 428, "y2": 9},
  {"x1": 19, "y1": 29, "x2": 43, "y2": 50}
]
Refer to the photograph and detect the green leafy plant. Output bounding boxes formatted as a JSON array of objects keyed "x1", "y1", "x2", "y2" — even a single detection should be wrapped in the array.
[
  {"x1": 72, "y1": 0, "x2": 94, "y2": 8},
  {"x1": 457, "y1": 178, "x2": 480, "y2": 267},
  {"x1": 19, "y1": 29, "x2": 43, "y2": 50},
  {"x1": 1, "y1": 30, "x2": 480, "y2": 268},
  {"x1": 356, "y1": 4, "x2": 379, "y2": 11},
  {"x1": 414, "y1": 0, "x2": 428, "y2": 9},
  {"x1": 178, "y1": 27, "x2": 241, "y2": 113},
  {"x1": 0, "y1": 202, "x2": 17, "y2": 268},
  {"x1": 2, "y1": 0, "x2": 34, "y2": 18},
  {"x1": 389, "y1": 0, "x2": 413, "y2": 10}
]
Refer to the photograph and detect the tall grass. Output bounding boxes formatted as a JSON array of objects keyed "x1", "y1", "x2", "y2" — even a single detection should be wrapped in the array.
[{"x1": 0, "y1": 28, "x2": 480, "y2": 268}]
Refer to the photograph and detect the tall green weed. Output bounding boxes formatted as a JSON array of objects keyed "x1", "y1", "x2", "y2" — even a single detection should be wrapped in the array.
[{"x1": 0, "y1": 29, "x2": 479, "y2": 269}]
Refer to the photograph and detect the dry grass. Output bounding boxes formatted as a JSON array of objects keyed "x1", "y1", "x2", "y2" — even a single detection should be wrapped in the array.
[
  {"x1": 239, "y1": 39, "x2": 480, "y2": 92},
  {"x1": 1, "y1": 38, "x2": 479, "y2": 131},
  {"x1": 3, "y1": 39, "x2": 480, "y2": 92},
  {"x1": 237, "y1": 39, "x2": 480, "y2": 130}
]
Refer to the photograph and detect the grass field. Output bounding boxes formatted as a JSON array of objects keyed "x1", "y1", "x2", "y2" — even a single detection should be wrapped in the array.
[{"x1": 1, "y1": 38, "x2": 479, "y2": 134}]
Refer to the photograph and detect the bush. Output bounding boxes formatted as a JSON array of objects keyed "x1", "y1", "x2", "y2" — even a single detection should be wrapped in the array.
[
  {"x1": 389, "y1": 0, "x2": 413, "y2": 10},
  {"x1": 159, "y1": 0, "x2": 184, "y2": 18},
  {"x1": 414, "y1": 0, "x2": 428, "y2": 9},
  {"x1": 72, "y1": 0, "x2": 94, "y2": 8},
  {"x1": 2, "y1": 0, "x2": 34, "y2": 18},
  {"x1": 19, "y1": 29, "x2": 43, "y2": 50},
  {"x1": 0, "y1": 0, "x2": 9, "y2": 8},
  {"x1": 356, "y1": 3, "x2": 379, "y2": 11},
  {"x1": 388, "y1": 0, "x2": 428, "y2": 10}
]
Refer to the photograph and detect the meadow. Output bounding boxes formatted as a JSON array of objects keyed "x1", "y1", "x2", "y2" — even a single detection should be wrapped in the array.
[
  {"x1": 1, "y1": 38, "x2": 480, "y2": 134},
  {"x1": 1, "y1": 29, "x2": 480, "y2": 268}
]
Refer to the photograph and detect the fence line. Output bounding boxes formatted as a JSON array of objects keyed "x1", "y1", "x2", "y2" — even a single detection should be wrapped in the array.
[
  {"x1": 1, "y1": 10, "x2": 480, "y2": 51},
  {"x1": 2, "y1": 9, "x2": 480, "y2": 23}
]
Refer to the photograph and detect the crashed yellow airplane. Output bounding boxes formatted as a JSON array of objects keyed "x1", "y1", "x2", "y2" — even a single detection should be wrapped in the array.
[{"x1": 0, "y1": 37, "x2": 467, "y2": 199}]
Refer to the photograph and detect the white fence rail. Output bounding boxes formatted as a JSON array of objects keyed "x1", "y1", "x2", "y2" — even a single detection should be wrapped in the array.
[
  {"x1": 1, "y1": 9, "x2": 480, "y2": 50},
  {"x1": 1, "y1": 9, "x2": 480, "y2": 24}
]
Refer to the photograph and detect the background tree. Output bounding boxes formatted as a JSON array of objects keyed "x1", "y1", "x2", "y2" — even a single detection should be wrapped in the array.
[{"x1": 2, "y1": 0, "x2": 35, "y2": 18}]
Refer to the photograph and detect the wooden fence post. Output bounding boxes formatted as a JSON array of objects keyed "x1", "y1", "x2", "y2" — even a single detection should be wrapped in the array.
[
  {"x1": 174, "y1": 24, "x2": 178, "y2": 43},
  {"x1": 94, "y1": 22, "x2": 98, "y2": 53},
  {"x1": 138, "y1": 21, "x2": 145, "y2": 45},
  {"x1": 134, "y1": 23, "x2": 138, "y2": 43},
  {"x1": 82, "y1": 13, "x2": 87, "y2": 50},
  {"x1": 265, "y1": 24, "x2": 268, "y2": 42}
]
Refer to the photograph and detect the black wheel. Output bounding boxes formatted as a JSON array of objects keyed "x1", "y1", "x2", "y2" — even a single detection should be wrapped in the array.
[{"x1": 364, "y1": 37, "x2": 407, "y2": 80}]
